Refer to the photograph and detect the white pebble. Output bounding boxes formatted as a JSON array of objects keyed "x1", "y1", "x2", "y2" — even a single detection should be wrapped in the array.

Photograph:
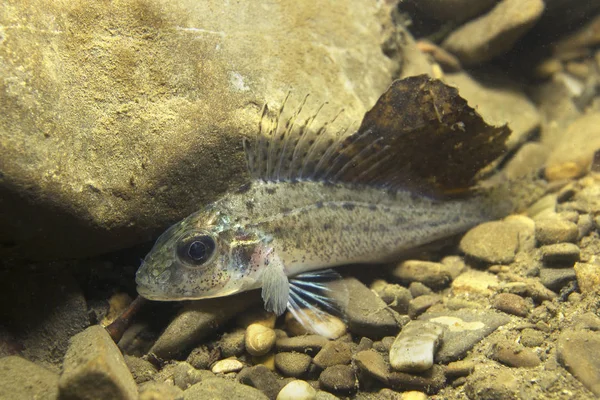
[
  {"x1": 211, "y1": 358, "x2": 243, "y2": 374},
  {"x1": 276, "y1": 380, "x2": 317, "y2": 400},
  {"x1": 245, "y1": 323, "x2": 277, "y2": 356},
  {"x1": 389, "y1": 320, "x2": 443, "y2": 372}
]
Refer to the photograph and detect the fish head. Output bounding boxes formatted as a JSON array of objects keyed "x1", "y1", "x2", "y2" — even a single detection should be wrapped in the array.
[{"x1": 136, "y1": 206, "x2": 266, "y2": 301}]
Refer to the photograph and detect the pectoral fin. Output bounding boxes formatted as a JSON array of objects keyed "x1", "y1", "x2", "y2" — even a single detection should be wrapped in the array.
[{"x1": 260, "y1": 252, "x2": 289, "y2": 316}]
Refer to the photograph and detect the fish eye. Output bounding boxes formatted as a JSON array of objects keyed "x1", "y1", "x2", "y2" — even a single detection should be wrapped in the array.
[{"x1": 177, "y1": 234, "x2": 216, "y2": 266}]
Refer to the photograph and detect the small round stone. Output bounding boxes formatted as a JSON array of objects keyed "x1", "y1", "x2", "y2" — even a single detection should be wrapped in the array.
[
  {"x1": 535, "y1": 218, "x2": 579, "y2": 245},
  {"x1": 540, "y1": 243, "x2": 580, "y2": 265},
  {"x1": 492, "y1": 293, "x2": 530, "y2": 317},
  {"x1": 318, "y1": 365, "x2": 357, "y2": 394},
  {"x1": 245, "y1": 323, "x2": 277, "y2": 356},
  {"x1": 211, "y1": 358, "x2": 244, "y2": 374},
  {"x1": 274, "y1": 352, "x2": 312, "y2": 378},
  {"x1": 276, "y1": 380, "x2": 317, "y2": 400},
  {"x1": 459, "y1": 221, "x2": 521, "y2": 264}
]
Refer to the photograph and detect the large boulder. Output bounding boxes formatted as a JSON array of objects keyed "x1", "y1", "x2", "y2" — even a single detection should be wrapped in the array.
[{"x1": 0, "y1": 0, "x2": 398, "y2": 260}]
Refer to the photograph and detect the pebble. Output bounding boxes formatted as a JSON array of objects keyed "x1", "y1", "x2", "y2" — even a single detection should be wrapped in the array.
[
  {"x1": 211, "y1": 358, "x2": 244, "y2": 374},
  {"x1": 183, "y1": 377, "x2": 269, "y2": 400},
  {"x1": 392, "y1": 260, "x2": 453, "y2": 289},
  {"x1": 535, "y1": 218, "x2": 579, "y2": 245},
  {"x1": 285, "y1": 309, "x2": 347, "y2": 339},
  {"x1": 0, "y1": 356, "x2": 59, "y2": 400},
  {"x1": 492, "y1": 293, "x2": 530, "y2": 317},
  {"x1": 340, "y1": 277, "x2": 401, "y2": 339},
  {"x1": 452, "y1": 270, "x2": 499, "y2": 296},
  {"x1": 276, "y1": 335, "x2": 329, "y2": 357},
  {"x1": 409, "y1": 282, "x2": 433, "y2": 298},
  {"x1": 150, "y1": 292, "x2": 259, "y2": 359},
  {"x1": 371, "y1": 281, "x2": 413, "y2": 314},
  {"x1": 124, "y1": 355, "x2": 157, "y2": 384},
  {"x1": 187, "y1": 345, "x2": 219, "y2": 370},
  {"x1": 409, "y1": 0, "x2": 497, "y2": 23},
  {"x1": 354, "y1": 350, "x2": 389, "y2": 383},
  {"x1": 540, "y1": 243, "x2": 580, "y2": 265},
  {"x1": 389, "y1": 321, "x2": 443, "y2": 372},
  {"x1": 238, "y1": 365, "x2": 283, "y2": 400},
  {"x1": 312, "y1": 341, "x2": 352, "y2": 369},
  {"x1": 275, "y1": 352, "x2": 312, "y2": 378},
  {"x1": 387, "y1": 365, "x2": 446, "y2": 394},
  {"x1": 318, "y1": 365, "x2": 357, "y2": 394},
  {"x1": 557, "y1": 330, "x2": 600, "y2": 396},
  {"x1": 459, "y1": 221, "x2": 521, "y2": 264},
  {"x1": 408, "y1": 294, "x2": 442, "y2": 319},
  {"x1": 574, "y1": 262, "x2": 600, "y2": 293},
  {"x1": 276, "y1": 380, "x2": 317, "y2": 400},
  {"x1": 219, "y1": 329, "x2": 246, "y2": 358},
  {"x1": 420, "y1": 310, "x2": 511, "y2": 363},
  {"x1": 572, "y1": 312, "x2": 600, "y2": 331},
  {"x1": 173, "y1": 362, "x2": 214, "y2": 390},
  {"x1": 237, "y1": 307, "x2": 277, "y2": 329},
  {"x1": 490, "y1": 341, "x2": 541, "y2": 368},
  {"x1": 441, "y1": 0, "x2": 544, "y2": 65},
  {"x1": 539, "y1": 267, "x2": 577, "y2": 291},
  {"x1": 139, "y1": 381, "x2": 184, "y2": 400},
  {"x1": 464, "y1": 365, "x2": 520, "y2": 399},
  {"x1": 520, "y1": 328, "x2": 545, "y2": 347},
  {"x1": 246, "y1": 324, "x2": 277, "y2": 356},
  {"x1": 58, "y1": 325, "x2": 137, "y2": 400},
  {"x1": 577, "y1": 214, "x2": 594, "y2": 239},
  {"x1": 400, "y1": 391, "x2": 428, "y2": 400},
  {"x1": 445, "y1": 360, "x2": 475, "y2": 378}
]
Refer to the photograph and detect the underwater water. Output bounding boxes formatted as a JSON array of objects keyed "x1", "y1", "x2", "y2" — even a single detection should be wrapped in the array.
[{"x1": 1, "y1": 0, "x2": 600, "y2": 399}]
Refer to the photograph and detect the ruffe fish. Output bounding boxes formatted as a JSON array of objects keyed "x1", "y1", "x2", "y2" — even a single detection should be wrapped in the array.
[{"x1": 135, "y1": 75, "x2": 546, "y2": 336}]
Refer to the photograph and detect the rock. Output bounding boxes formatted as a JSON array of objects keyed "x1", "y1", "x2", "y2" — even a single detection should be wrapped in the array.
[
  {"x1": 237, "y1": 308, "x2": 277, "y2": 329},
  {"x1": 503, "y1": 143, "x2": 549, "y2": 181},
  {"x1": 285, "y1": 309, "x2": 347, "y2": 339},
  {"x1": 173, "y1": 362, "x2": 214, "y2": 390},
  {"x1": 490, "y1": 341, "x2": 541, "y2": 368},
  {"x1": 246, "y1": 324, "x2": 277, "y2": 357},
  {"x1": 187, "y1": 345, "x2": 219, "y2": 370},
  {"x1": 409, "y1": 0, "x2": 497, "y2": 23},
  {"x1": 491, "y1": 293, "x2": 530, "y2": 317},
  {"x1": 184, "y1": 377, "x2": 269, "y2": 400},
  {"x1": 545, "y1": 113, "x2": 600, "y2": 181},
  {"x1": 0, "y1": 356, "x2": 59, "y2": 400},
  {"x1": 442, "y1": 0, "x2": 545, "y2": 65},
  {"x1": 0, "y1": 270, "x2": 88, "y2": 372},
  {"x1": 420, "y1": 310, "x2": 511, "y2": 363},
  {"x1": 238, "y1": 365, "x2": 283, "y2": 400},
  {"x1": 139, "y1": 381, "x2": 185, "y2": 400},
  {"x1": 218, "y1": 328, "x2": 246, "y2": 358},
  {"x1": 504, "y1": 215, "x2": 537, "y2": 252},
  {"x1": 275, "y1": 352, "x2": 312, "y2": 378},
  {"x1": 443, "y1": 72, "x2": 541, "y2": 150},
  {"x1": 315, "y1": 391, "x2": 339, "y2": 400},
  {"x1": 408, "y1": 294, "x2": 442, "y2": 319},
  {"x1": 520, "y1": 328, "x2": 545, "y2": 348},
  {"x1": 540, "y1": 243, "x2": 580, "y2": 265},
  {"x1": 318, "y1": 365, "x2": 357, "y2": 394},
  {"x1": 276, "y1": 335, "x2": 329, "y2": 357},
  {"x1": 387, "y1": 365, "x2": 445, "y2": 394},
  {"x1": 535, "y1": 218, "x2": 579, "y2": 245},
  {"x1": 371, "y1": 281, "x2": 413, "y2": 314},
  {"x1": 149, "y1": 291, "x2": 259, "y2": 359},
  {"x1": 452, "y1": 270, "x2": 499, "y2": 296},
  {"x1": 459, "y1": 221, "x2": 521, "y2": 264},
  {"x1": 59, "y1": 325, "x2": 137, "y2": 400},
  {"x1": 276, "y1": 380, "x2": 317, "y2": 400},
  {"x1": 391, "y1": 260, "x2": 453, "y2": 289},
  {"x1": 312, "y1": 342, "x2": 352, "y2": 369},
  {"x1": 340, "y1": 277, "x2": 401, "y2": 339},
  {"x1": 572, "y1": 312, "x2": 600, "y2": 331},
  {"x1": 354, "y1": 350, "x2": 389, "y2": 383},
  {"x1": 389, "y1": 321, "x2": 443, "y2": 372},
  {"x1": 211, "y1": 358, "x2": 244, "y2": 374},
  {"x1": 445, "y1": 360, "x2": 475, "y2": 378},
  {"x1": 124, "y1": 355, "x2": 157, "y2": 384},
  {"x1": 574, "y1": 262, "x2": 600, "y2": 293},
  {"x1": 400, "y1": 391, "x2": 428, "y2": 400},
  {"x1": 539, "y1": 268, "x2": 577, "y2": 292},
  {"x1": 464, "y1": 365, "x2": 520, "y2": 399},
  {"x1": 0, "y1": 0, "x2": 397, "y2": 261},
  {"x1": 408, "y1": 282, "x2": 434, "y2": 298},
  {"x1": 557, "y1": 330, "x2": 600, "y2": 396}
]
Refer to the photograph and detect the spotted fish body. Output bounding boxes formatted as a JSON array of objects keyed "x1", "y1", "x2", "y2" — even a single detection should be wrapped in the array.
[{"x1": 136, "y1": 76, "x2": 545, "y2": 335}]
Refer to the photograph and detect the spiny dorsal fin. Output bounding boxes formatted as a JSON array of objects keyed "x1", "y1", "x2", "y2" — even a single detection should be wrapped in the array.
[{"x1": 244, "y1": 75, "x2": 510, "y2": 196}]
